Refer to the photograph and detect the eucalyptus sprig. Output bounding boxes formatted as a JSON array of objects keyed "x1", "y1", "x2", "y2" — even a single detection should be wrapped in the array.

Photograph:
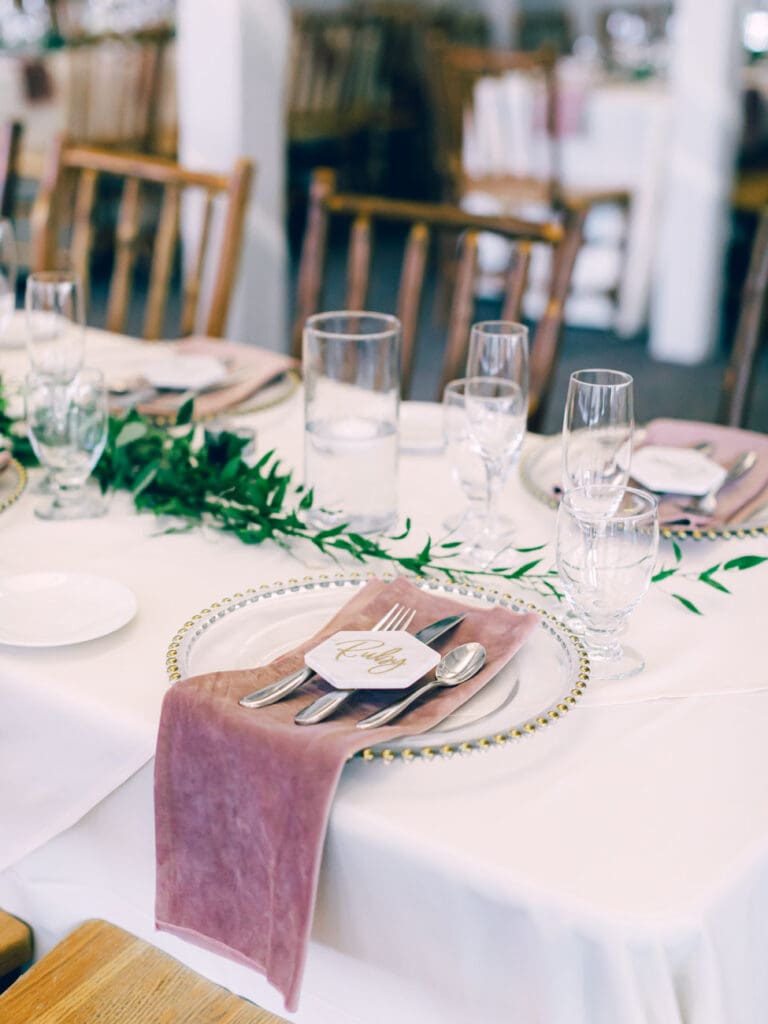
[{"x1": 652, "y1": 539, "x2": 768, "y2": 615}]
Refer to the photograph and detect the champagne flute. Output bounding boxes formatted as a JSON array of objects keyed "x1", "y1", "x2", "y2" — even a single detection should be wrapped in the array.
[
  {"x1": 0, "y1": 217, "x2": 18, "y2": 341},
  {"x1": 463, "y1": 375, "x2": 527, "y2": 564},
  {"x1": 556, "y1": 485, "x2": 659, "y2": 679},
  {"x1": 25, "y1": 367, "x2": 108, "y2": 520},
  {"x1": 466, "y1": 320, "x2": 530, "y2": 389},
  {"x1": 25, "y1": 271, "x2": 86, "y2": 383},
  {"x1": 442, "y1": 378, "x2": 485, "y2": 535},
  {"x1": 562, "y1": 369, "x2": 634, "y2": 495}
]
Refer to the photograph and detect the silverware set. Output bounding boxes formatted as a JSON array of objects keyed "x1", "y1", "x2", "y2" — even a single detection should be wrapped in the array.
[{"x1": 238, "y1": 602, "x2": 483, "y2": 727}]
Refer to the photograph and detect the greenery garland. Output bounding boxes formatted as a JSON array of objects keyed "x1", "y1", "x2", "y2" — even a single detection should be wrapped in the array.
[
  {"x1": 2, "y1": 383, "x2": 766, "y2": 614},
  {"x1": 0, "y1": 388, "x2": 562, "y2": 600}
]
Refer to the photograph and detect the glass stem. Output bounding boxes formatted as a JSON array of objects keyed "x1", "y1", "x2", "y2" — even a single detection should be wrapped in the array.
[{"x1": 483, "y1": 458, "x2": 502, "y2": 540}]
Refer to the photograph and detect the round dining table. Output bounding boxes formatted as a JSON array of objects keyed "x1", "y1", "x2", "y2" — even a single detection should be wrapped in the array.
[{"x1": 1, "y1": 329, "x2": 767, "y2": 1024}]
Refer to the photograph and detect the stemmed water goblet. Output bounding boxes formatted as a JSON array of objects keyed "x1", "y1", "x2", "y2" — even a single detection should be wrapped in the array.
[
  {"x1": 25, "y1": 271, "x2": 87, "y2": 494},
  {"x1": 556, "y1": 485, "x2": 659, "y2": 679},
  {"x1": 25, "y1": 367, "x2": 108, "y2": 520},
  {"x1": 463, "y1": 375, "x2": 527, "y2": 564}
]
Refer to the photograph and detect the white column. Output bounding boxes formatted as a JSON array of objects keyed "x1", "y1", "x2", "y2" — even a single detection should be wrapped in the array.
[
  {"x1": 648, "y1": 0, "x2": 741, "y2": 363},
  {"x1": 176, "y1": 0, "x2": 289, "y2": 351}
]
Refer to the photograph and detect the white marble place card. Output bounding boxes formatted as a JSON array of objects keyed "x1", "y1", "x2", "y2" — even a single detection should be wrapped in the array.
[{"x1": 305, "y1": 630, "x2": 442, "y2": 690}]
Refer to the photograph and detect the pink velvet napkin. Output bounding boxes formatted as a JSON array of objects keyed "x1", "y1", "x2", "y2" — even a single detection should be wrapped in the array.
[
  {"x1": 0, "y1": 450, "x2": 10, "y2": 474},
  {"x1": 640, "y1": 419, "x2": 768, "y2": 528},
  {"x1": 154, "y1": 576, "x2": 538, "y2": 1011},
  {"x1": 138, "y1": 336, "x2": 298, "y2": 420}
]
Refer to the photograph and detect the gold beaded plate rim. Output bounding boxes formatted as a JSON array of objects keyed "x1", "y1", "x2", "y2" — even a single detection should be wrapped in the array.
[
  {"x1": 0, "y1": 458, "x2": 27, "y2": 514},
  {"x1": 520, "y1": 433, "x2": 768, "y2": 542},
  {"x1": 165, "y1": 571, "x2": 589, "y2": 763}
]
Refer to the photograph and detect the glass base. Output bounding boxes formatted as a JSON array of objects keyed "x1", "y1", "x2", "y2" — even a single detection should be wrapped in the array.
[
  {"x1": 304, "y1": 507, "x2": 396, "y2": 536},
  {"x1": 586, "y1": 643, "x2": 645, "y2": 681},
  {"x1": 35, "y1": 490, "x2": 107, "y2": 521}
]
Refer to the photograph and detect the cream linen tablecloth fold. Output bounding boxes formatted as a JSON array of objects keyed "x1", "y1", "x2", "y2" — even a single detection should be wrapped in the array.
[{"x1": 154, "y1": 576, "x2": 538, "y2": 1012}]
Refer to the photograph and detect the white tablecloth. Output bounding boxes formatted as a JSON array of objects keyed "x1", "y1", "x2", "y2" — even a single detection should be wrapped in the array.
[{"x1": 2, "y1": 334, "x2": 768, "y2": 1024}]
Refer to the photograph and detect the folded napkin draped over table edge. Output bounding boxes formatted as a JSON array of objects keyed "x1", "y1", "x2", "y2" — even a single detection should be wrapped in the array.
[
  {"x1": 154, "y1": 577, "x2": 539, "y2": 1011},
  {"x1": 640, "y1": 419, "x2": 768, "y2": 528}
]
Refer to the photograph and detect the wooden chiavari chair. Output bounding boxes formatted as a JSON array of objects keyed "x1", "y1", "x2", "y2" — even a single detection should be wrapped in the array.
[
  {"x1": 30, "y1": 138, "x2": 254, "y2": 339},
  {"x1": 0, "y1": 918, "x2": 288, "y2": 1022},
  {"x1": 718, "y1": 207, "x2": 768, "y2": 428},
  {"x1": 0, "y1": 121, "x2": 22, "y2": 221},
  {"x1": 293, "y1": 167, "x2": 587, "y2": 429}
]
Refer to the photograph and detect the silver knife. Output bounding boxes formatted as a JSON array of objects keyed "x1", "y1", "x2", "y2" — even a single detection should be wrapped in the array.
[{"x1": 293, "y1": 613, "x2": 465, "y2": 725}]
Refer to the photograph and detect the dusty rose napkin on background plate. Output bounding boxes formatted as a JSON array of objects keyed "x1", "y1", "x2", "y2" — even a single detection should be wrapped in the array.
[
  {"x1": 154, "y1": 576, "x2": 538, "y2": 1011},
  {"x1": 0, "y1": 450, "x2": 11, "y2": 474},
  {"x1": 640, "y1": 419, "x2": 768, "y2": 528},
  {"x1": 137, "y1": 336, "x2": 298, "y2": 420}
]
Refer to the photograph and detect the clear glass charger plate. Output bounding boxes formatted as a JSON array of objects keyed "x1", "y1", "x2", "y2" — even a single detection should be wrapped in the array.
[
  {"x1": 520, "y1": 433, "x2": 768, "y2": 541},
  {"x1": 166, "y1": 572, "x2": 589, "y2": 763},
  {"x1": 0, "y1": 457, "x2": 27, "y2": 514}
]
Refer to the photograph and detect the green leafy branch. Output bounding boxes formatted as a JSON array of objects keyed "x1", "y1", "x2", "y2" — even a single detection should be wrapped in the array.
[
  {"x1": 0, "y1": 388, "x2": 560, "y2": 600},
  {"x1": 4, "y1": 380, "x2": 767, "y2": 614},
  {"x1": 651, "y1": 539, "x2": 768, "y2": 614}
]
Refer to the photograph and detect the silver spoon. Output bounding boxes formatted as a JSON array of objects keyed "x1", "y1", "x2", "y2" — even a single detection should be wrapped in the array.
[
  {"x1": 682, "y1": 449, "x2": 758, "y2": 517},
  {"x1": 355, "y1": 642, "x2": 487, "y2": 731}
]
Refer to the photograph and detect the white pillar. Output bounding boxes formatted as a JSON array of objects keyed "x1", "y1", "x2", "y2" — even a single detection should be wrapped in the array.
[
  {"x1": 649, "y1": 0, "x2": 741, "y2": 364},
  {"x1": 176, "y1": 0, "x2": 288, "y2": 351}
]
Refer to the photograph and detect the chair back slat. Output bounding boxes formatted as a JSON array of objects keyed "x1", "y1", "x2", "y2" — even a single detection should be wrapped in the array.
[
  {"x1": 397, "y1": 222, "x2": 430, "y2": 396},
  {"x1": 204, "y1": 158, "x2": 254, "y2": 337},
  {"x1": 0, "y1": 121, "x2": 22, "y2": 220},
  {"x1": 181, "y1": 190, "x2": 215, "y2": 336},
  {"x1": 346, "y1": 214, "x2": 371, "y2": 309},
  {"x1": 106, "y1": 176, "x2": 142, "y2": 333},
  {"x1": 143, "y1": 182, "x2": 180, "y2": 339},
  {"x1": 718, "y1": 208, "x2": 768, "y2": 428},
  {"x1": 500, "y1": 240, "x2": 531, "y2": 322},
  {"x1": 440, "y1": 228, "x2": 480, "y2": 393},
  {"x1": 296, "y1": 167, "x2": 578, "y2": 412},
  {"x1": 528, "y1": 205, "x2": 586, "y2": 429},
  {"x1": 70, "y1": 168, "x2": 98, "y2": 307},
  {"x1": 292, "y1": 167, "x2": 335, "y2": 357},
  {"x1": 30, "y1": 139, "x2": 254, "y2": 340}
]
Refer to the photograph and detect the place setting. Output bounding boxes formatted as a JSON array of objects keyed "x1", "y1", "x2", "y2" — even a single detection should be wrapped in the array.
[
  {"x1": 155, "y1": 571, "x2": 585, "y2": 1013},
  {"x1": 521, "y1": 368, "x2": 768, "y2": 540}
]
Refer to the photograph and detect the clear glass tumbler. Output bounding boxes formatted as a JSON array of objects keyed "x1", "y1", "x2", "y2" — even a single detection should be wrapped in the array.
[
  {"x1": 556, "y1": 485, "x2": 659, "y2": 680},
  {"x1": 303, "y1": 311, "x2": 400, "y2": 534},
  {"x1": 25, "y1": 367, "x2": 108, "y2": 520}
]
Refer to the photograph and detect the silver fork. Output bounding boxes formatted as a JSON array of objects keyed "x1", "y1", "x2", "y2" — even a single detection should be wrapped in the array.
[
  {"x1": 293, "y1": 606, "x2": 416, "y2": 725},
  {"x1": 238, "y1": 602, "x2": 413, "y2": 708}
]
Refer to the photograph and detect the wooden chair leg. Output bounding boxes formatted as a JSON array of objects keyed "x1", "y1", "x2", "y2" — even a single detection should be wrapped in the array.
[{"x1": 0, "y1": 910, "x2": 32, "y2": 991}]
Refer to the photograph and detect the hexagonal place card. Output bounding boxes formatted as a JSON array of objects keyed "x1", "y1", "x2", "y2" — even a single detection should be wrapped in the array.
[{"x1": 304, "y1": 630, "x2": 442, "y2": 690}]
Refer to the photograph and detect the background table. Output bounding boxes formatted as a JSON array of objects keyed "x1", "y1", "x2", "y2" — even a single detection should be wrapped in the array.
[{"x1": 2, "y1": 333, "x2": 768, "y2": 1024}]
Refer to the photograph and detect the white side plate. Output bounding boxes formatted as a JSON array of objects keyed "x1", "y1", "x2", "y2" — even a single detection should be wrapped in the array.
[{"x1": 0, "y1": 572, "x2": 137, "y2": 647}]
